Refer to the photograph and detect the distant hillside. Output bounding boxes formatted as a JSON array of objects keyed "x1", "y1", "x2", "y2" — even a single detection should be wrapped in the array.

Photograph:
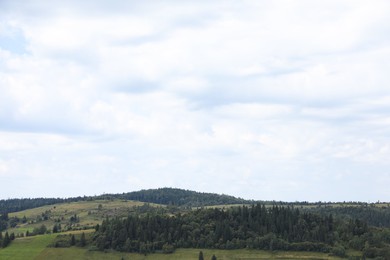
[
  {"x1": 0, "y1": 188, "x2": 250, "y2": 215},
  {"x1": 306, "y1": 204, "x2": 390, "y2": 228},
  {"x1": 2, "y1": 188, "x2": 390, "y2": 229},
  {"x1": 103, "y1": 187, "x2": 253, "y2": 207},
  {"x1": 0, "y1": 197, "x2": 87, "y2": 214}
]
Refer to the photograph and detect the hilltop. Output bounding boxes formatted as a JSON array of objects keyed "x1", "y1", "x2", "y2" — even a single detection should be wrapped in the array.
[
  {"x1": 98, "y1": 187, "x2": 252, "y2": 207},
  {"x1": 0, "y1": 188, "x2": 251, "y2": 214},
  {"x1": 1, "y1": 188, "x2": 390, "y2": 259}
]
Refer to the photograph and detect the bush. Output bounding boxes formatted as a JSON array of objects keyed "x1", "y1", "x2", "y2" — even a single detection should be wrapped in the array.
[
  {"x1": 32, "y1": 224, "x2": 47, "y2": 235},
  {"x1": 331, "y1": 246, "x2": 346, "y2": 257},
  {"x1": 162, "y1": 243, "x2": 175, "y2": 254},
  {"x1": 48, "y1": 235, "x2": 72, "y2": 248}
]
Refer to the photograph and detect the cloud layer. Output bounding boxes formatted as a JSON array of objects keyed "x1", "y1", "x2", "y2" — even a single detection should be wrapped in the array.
[{"x1": 1, "y1": 1, "x2": 390, "y2": 201}]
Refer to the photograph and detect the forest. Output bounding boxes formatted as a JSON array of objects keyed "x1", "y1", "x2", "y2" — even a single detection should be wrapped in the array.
[{"x1": 93, "y1": 204, "x2": 390, "y2": 258}]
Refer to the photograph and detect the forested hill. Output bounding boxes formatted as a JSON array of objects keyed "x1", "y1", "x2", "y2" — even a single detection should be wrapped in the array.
[
  {"x1": 0, "y1": 188, "x2": 251, "y2": 214},
  {"x1": 307, "y1": 204, "x2": 390, "y2": 228},
  {"x1": 0, "y1": 197, "x2": 86, "y2": 214},
  {"x1": 100, "y1": 188, "x2": 252, "y2": 207},
  {"x1": 2, "y1": 188, "x2": 390, "y2": 229}
]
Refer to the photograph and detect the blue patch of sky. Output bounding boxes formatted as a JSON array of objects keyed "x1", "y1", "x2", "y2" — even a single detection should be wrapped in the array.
[
  {"x1": 0, "y1": 116, "x2": 91, "y2": 136},
  {"x1": 177, "y1": 73, "x2": 341, "y2": 110},
  {"x1": 113, "y1": 79, "x2": 161, "y2": 94},
  {"x1": 111, "y1": 34, "x2": 165, "y2": 47},
  {"x1": 0, "y1": 27, "x2": 28, "y2": 55}
]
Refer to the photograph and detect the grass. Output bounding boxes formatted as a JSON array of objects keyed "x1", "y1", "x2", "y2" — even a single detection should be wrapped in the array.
[
  {"x1": 36, "y1": 248, "x2": 345, "y2": 260},
  {"x1": 0, "y1": 233, "x2": 346, "y2": 260},
  {"x1": 0, "y1": 233, "x2": 57, "y2": 260},
  {"x1": 9, "y1": 199, "x2": 152, "y2": 220},
  {"x1": 0, "y1": 230, "x2": 95, "y2": 260},
  {"x1": 7, "y1": 199, "x2": 162, "y2": 235},
  {"x1": 0, "y1": 230, "x2": 354, "y2": 260}
]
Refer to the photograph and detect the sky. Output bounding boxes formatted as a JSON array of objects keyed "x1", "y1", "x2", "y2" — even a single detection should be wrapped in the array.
[{"x1": 0, "y1": 1, "x2": 390, "y2": 202}]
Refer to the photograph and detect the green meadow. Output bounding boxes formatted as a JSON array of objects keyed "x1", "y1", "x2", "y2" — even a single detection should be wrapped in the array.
[
  {"x1": 37, "y1": 248, "x2": 346, "y2": 260},
  {"x1": 1, "y1": 235, "x2": 346, "y2": 260},
  {"x1": 7, "y1": 199, "x2": 160, "y2": 235},
  {"x1": 0, "y1": 233, "x2": 57, "y2": 260}
]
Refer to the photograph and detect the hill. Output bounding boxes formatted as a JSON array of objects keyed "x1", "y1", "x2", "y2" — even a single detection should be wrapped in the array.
[
  {"x1": 1, "y1": 189, "x2": 390, "y2": 259},
  {"x1": 102, "y1": 187, "x2": 252, "y2": 207},
  {"x1": 0, "y1": 188, "x2": 250, "y2": 216}
]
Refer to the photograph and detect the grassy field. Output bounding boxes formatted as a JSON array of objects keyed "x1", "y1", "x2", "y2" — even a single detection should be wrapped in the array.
[
  {"x1": 7, "y1": 199, "x2": 162, "y2": 235},
  {"x1": 36, "y1": 248, "x2": 347, "y2": 259},
  {"x1": 0, "y1": 232, "x2": 347, "y2": 260},
  {"x1": 0, "y1": 233, "x2": 57, "y2": 260}
]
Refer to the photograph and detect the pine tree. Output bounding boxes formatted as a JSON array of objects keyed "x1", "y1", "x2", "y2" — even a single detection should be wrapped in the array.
[
  {"x1": 70, "y1": 234, "x2": 76, "y2": 246},
  {"x1": 80, "y1": 232, "x2": 86, "y2": 247},
  {"x1": 199, "y1": 250, "x2": 204, "y2": 260},
  {"x1": 52, "y1": 224, "x2": 58, "y2": 233},
  {"x1": 2, "y1": 231, "x2": 10, "y2": 248}
]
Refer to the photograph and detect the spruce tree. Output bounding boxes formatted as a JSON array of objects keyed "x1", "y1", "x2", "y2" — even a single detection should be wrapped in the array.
[
  {"x1": 199, "y1": 250, "x2": 204, "y2": 260},
  {"x1": 70, "y1": 234, "x2": 76, "y2": 246},
  {"x1": 80, "y1": 232, "x2": 86, "y2": 247},
  {"x1": 2, "y1": 231, "x2": 10, "y2": 248}
]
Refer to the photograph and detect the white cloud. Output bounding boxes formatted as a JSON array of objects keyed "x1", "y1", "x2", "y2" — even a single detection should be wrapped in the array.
[{"x1": 0, "y1": 1, "x2": 389, "y2": 201}]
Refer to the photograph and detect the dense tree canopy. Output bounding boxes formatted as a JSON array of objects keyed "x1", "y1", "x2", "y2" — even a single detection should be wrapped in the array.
[{"x1": 92, "y1": 204, "x2": 390, "y2": 258}]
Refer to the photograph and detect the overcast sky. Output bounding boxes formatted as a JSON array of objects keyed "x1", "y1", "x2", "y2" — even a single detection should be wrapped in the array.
[{"x1": 1, "y1": 1, "x2": 389, "y2": 202}]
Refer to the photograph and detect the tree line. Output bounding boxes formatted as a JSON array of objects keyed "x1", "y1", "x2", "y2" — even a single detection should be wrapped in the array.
[
  {"x1": 0, "y1": 188, "x2": 249, "y2": 215},
  {"x1": 96, "y1": 188, "x2": 251, "y2": 207},
  {"x1": 306, "y1": 204, "x2": 390, "y2": 228},
  {"x1": 92, "y1": 204, "x2": 390, "y2": 258},
  {"x1": 0, "y1": 197, "x2": 91, "y2": 215}
]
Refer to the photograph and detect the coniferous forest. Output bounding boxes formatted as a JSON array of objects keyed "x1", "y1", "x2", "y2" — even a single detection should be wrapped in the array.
[{"x1": 93, "y1": 203, "x2": 390, "y2": 258}]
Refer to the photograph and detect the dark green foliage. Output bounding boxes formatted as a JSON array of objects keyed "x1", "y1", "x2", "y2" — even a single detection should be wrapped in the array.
[
  {"x1": 1, "y1": 231, "x2": 10, "y2": 248},
  {"x1": 52, "y1": 223, "x2": 61, "y2": 233},
  {"x1": 1, "y1": 189, "x2": 389, "y2": 230},
  {"x1": 80, "y1": 232, "x2": 86, "y2": 247},
  {"x1": 51, "y1": 235, "x2": 72, "y2": 248},
  {"x1": 70, "y1": 234, "x2": 76, "y2": 246},
  {"x1": 162, "y1": 243, "x2": 175, "y2": 253},
  {"x1": 9, "y1": 217, "x2": 19, "y2": 228},
  {"x1": 363, "y1": 246, "x2": 390, "y2": 259},
  {"x1": 99, "y1": 188, "x2": 251, "y2": 207},
  {"x1": 0, "y1": 213, "x2": 8, "y2": 232},
  {"x1": 331, "y1": 245, "x2": 346, "y2": 257},
  {"x1": 93, "y1": 204, "x2": 380, "y2": 254},
  {"x1": 199, "y1": 251, "x2": 204, "y2": 260},
  {"x1": 308, "y1": 205, "x2": 390, "y2": 227},
  {"x1": 32, "y1": 224, "x2": 47, "y2": 235},
  {"x1": 50, "y1": 233, "x2": 90, "y2": 248},
  {"x1": 69, "y1": 214, "x2": 79, "y2": 223}
]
